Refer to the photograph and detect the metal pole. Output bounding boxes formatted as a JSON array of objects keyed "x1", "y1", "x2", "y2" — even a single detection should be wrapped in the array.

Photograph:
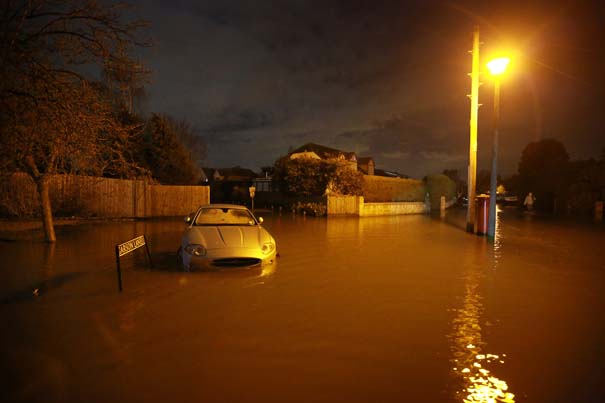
[
  {"x1": 144, "y1": 235, "x2": 153, "y2": 269},
  {"x1": 466, "y1": 26, "x2": 480, "y2": 233},
  {"x1": 487, "y1": 78, "x2": 501, "y2": 240},
  {"x1": 115, "y1": 246, "x2": 123, "y2": 292}
]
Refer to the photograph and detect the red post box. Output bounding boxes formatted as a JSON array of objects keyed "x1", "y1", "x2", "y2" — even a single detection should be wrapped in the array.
[{"x1": 475, "y1": 195, "x2": 490, "y2": 235}]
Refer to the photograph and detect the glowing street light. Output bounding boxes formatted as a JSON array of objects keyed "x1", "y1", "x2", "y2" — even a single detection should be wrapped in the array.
[
  {"x1": 486, "y1": 57, "x2": 510, "y2": 76},
  {"x1": 486, "y1": 56, "x2": 510, "y2": 240}
]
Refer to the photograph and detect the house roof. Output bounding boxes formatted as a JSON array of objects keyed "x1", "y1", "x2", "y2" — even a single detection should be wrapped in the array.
[
  {"x1": 201, "y1": 167, "x2": 215, "y2": 178},
  {"x1": 290, "y1": 143, "x2": 357, "y2": 161},
  {"x1": 374, "y1": 169, "x2": 408, "y2": 179},
  {"x1": 357, "y1": 157, "x2": 374, "y2": 165},
  {"x1": 217, "y1": 166, "x2": 258, "y2": 181}
]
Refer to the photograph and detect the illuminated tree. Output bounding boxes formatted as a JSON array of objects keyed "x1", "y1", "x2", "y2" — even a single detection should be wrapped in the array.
[
  {"x1": 328, "y1": 165, "x2": 363, "y2": 196},
  {"x1": 273, "y1": 157, "x2": 362, "y2": 197},
  {"x1": 0, "y1": 0, "x2": 149, "y2": 241},
  {"x1": 273, "y1": 157, "x2": 333, "y2": 196}
]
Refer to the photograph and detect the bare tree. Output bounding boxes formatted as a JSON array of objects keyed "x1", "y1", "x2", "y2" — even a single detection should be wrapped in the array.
[
  {"x1": 0, "y1": 0, "x2": 149, "y2": 242},
  {"x1": 103, "y1": 48, "x2": 149, "y2": 115}
]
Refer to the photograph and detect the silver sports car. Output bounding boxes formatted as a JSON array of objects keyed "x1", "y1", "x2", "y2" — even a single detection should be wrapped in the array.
[{"x1": 178, "y1": 204, "x2": 277, "y2": 271}]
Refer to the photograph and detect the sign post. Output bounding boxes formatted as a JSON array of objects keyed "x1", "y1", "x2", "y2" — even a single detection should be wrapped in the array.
[
  {"x1": 114, "y1": 235, "x2": 152, "y2": 292},
  {"x1": 249, "y1": 186, "x2": 256, "y2": 211}
]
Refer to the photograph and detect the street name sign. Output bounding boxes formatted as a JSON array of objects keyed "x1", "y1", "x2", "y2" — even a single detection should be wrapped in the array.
[
  {"x1": 114, "y1": 235, "x2": 152, "y2": 292},
  {"x1": 117, "y1": 235, "x2": 147, "y2": 256}
]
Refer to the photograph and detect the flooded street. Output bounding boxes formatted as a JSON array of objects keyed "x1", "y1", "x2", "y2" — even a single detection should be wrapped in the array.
[{"x1": 1, "y1": 208, "x2": 604, "y2": 403}]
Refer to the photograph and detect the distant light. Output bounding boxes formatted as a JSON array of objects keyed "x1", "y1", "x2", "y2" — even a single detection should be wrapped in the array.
[{"x1": 486, "y1": 57, "x2": 510, "y2": 76}]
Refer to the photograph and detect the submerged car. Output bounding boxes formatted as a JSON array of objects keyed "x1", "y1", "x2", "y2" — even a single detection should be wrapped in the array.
[{"x1": 178, "y1": 204, "x2": 277, "y2": 271}]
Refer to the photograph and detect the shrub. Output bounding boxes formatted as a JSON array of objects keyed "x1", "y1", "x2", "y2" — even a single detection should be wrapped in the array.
[
  {"x1": 424, "y1": 174, "x2": 457, "y2": 209},
  {"x1": 362, "y1": 176, "x2": 426, "y2": 202},
  {"x1": 329, "y1": 167, "x2": 364, "y2": 196},
  {"x1": 292, "y1": 201, "x2": 327, "y2": 216},
  {"x1": 273, "y1": 157, "x2": 363, "y2": 197},
  {"x1": 273, "y1": 157, "x2": 333, "y2": 196}
]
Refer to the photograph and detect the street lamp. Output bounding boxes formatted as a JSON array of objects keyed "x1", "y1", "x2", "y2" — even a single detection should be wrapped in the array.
[
  {"x1": 466, "y1": 27, "x2": 480, "y2": 234},
  {"x1": 486, "y1": 57, "x2": 510, "y2": 240}
]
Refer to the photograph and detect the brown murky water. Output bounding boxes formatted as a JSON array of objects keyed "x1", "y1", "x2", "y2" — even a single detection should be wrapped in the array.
[{"x1": 1, "y1": 208, "x2": 603, "y2": 403}]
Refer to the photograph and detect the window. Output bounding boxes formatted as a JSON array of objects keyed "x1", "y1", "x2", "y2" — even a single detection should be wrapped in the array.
[{"x1": 195, "y1": 208, "x2": 255, "y2": 226}]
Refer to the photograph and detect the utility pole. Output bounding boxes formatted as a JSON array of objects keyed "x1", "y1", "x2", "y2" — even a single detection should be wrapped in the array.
[
  {"x1": 487, "y1": 78, "x2": 500, "y2": 240},
  {"x1": 485, "y1": 56, "x2": 510, "y2": 240},
  {"x1": 466, "y1": 26, "x2": 481, "y2": 233}
]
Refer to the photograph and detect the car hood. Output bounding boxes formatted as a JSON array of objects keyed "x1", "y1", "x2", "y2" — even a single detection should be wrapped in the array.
[{"x1": 184, "y1": 225, "x2": 267, "y2": 249}]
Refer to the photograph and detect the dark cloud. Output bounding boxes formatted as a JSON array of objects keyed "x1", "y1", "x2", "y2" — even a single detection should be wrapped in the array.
[
  {"x1": 334, "y1": 112, "x2": 468, "y2": 177},
  {"x1": 132, "y1": 0, "x2": 605, "y2": 177},
  {"x1": 204, "y1": 107, "x2": 274, "y2": 134}
]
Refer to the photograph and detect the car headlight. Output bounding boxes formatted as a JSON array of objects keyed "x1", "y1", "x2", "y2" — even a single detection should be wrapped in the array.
[
  {"x1": 261, "y1": 242, "x2": 275, "y2": 255},
  {"x1": 184, "y1": 244, "x2": 207, "y2": 256}
]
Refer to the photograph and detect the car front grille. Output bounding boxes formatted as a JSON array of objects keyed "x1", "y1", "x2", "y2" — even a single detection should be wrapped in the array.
[{"x1": 212, "y1": 258, "x2": 262, "y2": 267}]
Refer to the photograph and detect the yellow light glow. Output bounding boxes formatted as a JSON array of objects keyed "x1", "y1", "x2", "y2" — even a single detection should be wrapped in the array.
[
  {"x1": 450, "y1": 262, "x2": 516, "y2": 403},
  {"x1": 486, "y1": 57, "x2": 510, "y2": 76}
]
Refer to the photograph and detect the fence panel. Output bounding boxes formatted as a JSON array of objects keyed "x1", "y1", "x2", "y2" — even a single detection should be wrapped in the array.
[
  {"x1": 327, "y1": 195, "x2": 361, "y2": 215},
  {"x1": 0, "y1": 174, "x2": 210, "y2": 218},
  {"x1": 149, "y1": 184, "x2": 209, "y2": 217}
]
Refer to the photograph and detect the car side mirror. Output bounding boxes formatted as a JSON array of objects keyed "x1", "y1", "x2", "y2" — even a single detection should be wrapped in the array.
[{"x1": 258, "y1": 217, "x2": 264, "y2": 224}]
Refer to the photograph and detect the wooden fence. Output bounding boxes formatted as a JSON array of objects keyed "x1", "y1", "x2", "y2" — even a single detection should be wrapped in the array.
[{"x1": 0, "y1": 173, "x2": 210, "y2": 218}]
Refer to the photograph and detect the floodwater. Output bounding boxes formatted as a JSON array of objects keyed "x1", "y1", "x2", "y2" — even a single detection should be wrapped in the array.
[{"x1": 0, "y1": 208, "x2": 603, "y2": 403}]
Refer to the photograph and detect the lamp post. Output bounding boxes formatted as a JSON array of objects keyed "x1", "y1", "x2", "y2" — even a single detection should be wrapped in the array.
[
  {"x1": 466, "y1": 27, "x2": 480, "y2": 233},
  {"x1": 486, "y1": 57, "x2": 510, "y2": 241}
]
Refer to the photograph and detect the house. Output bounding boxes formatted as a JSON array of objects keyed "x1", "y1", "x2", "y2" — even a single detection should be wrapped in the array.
[
  {"x1": 253, "y1": 166, "x2": 275, "y2": 192},
  {"x1": 201, "y1": 166, "x2": 259, "y2": 184},
  {"x1": 289, "y1": 143, "x2": 358, "y2": 171},
  {"x1": 215, "y1": 166, "x2": 257, "y2": 182},
  {"x1": 252, "y1": 177, "x2": 274, "y2": 192},
  {"x1": 288, "y1": 143, "x2": 377, "y2": 176},
  {"x1": 357, "y1": 157, "x2": 375, "y2": 176},
  {"x1": 203, "y1": 166, "x2": 258, "y2": 203},
  {"x1": 200, "y1": 167, "x2": 219, "y2": 183}
]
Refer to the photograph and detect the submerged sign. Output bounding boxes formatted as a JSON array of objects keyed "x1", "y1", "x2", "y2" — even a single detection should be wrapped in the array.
[
  {"x1": 114, "y1": 235, "x2": 152, "y2": 292},
  {"x1": 117, "y1": 235, "x2": 147, "y2": 257}
]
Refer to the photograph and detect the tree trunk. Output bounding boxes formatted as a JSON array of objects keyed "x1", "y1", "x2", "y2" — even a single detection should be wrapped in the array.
[{"x1": 36, "y1": 175, "x2": 56, "y2": 242}]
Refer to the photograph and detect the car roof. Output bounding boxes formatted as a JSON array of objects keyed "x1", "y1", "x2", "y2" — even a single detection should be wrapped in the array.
[{"x1": 198, "y1": 203, "x2": 249, "y2": 210}]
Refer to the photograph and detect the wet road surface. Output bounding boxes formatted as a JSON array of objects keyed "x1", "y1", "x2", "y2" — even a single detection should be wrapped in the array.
[{"x1": 1, "y1": 207, "x2": 604, "y2": 403}]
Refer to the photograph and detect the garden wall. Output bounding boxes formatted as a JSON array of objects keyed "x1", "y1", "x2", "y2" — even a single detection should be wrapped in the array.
[
  {"x1": 362, "y1": 176, "x2": 426, "y2": 202},
  {"x1": 327, "y1": 195, "x2": 428, "y2": 216}
]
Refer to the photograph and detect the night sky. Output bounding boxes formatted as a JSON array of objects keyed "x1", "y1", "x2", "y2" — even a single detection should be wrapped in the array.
[{"x1": 131, "y1": 0, "x2": 604, "y2": 178}]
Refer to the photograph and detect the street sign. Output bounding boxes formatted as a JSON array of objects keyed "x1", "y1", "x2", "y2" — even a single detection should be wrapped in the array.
[
  {"x1": 114, "y1": 235, "x2": 152, "y2": 292},
  {"x1": 117, "y1": 235, "x2": 146, "y2": 256},
  {"x1": 249, "y1": 186, "x2": 256, "y2": 211}
]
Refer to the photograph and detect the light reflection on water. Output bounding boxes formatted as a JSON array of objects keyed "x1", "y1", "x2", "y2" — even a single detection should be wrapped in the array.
[
  {"x1": 449, "y1": 237, "x2": 515, "y2": 403},
  {"x1": 492, "y1": 205, "x2": 503, "y2": 270}
]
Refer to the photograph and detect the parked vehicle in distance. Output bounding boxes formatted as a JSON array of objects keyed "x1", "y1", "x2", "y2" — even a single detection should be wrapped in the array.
[
  {"x1": 178, "y1": 204, "x2": 277, "y2": 271},
  {"x1": 503, "y1": 192, "x2": 518, "y2": 204}
]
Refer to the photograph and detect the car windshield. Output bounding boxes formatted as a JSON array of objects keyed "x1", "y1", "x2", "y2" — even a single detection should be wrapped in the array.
[{"x1": 194, "y1": 208, "x2": 256, "y2": 226}]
